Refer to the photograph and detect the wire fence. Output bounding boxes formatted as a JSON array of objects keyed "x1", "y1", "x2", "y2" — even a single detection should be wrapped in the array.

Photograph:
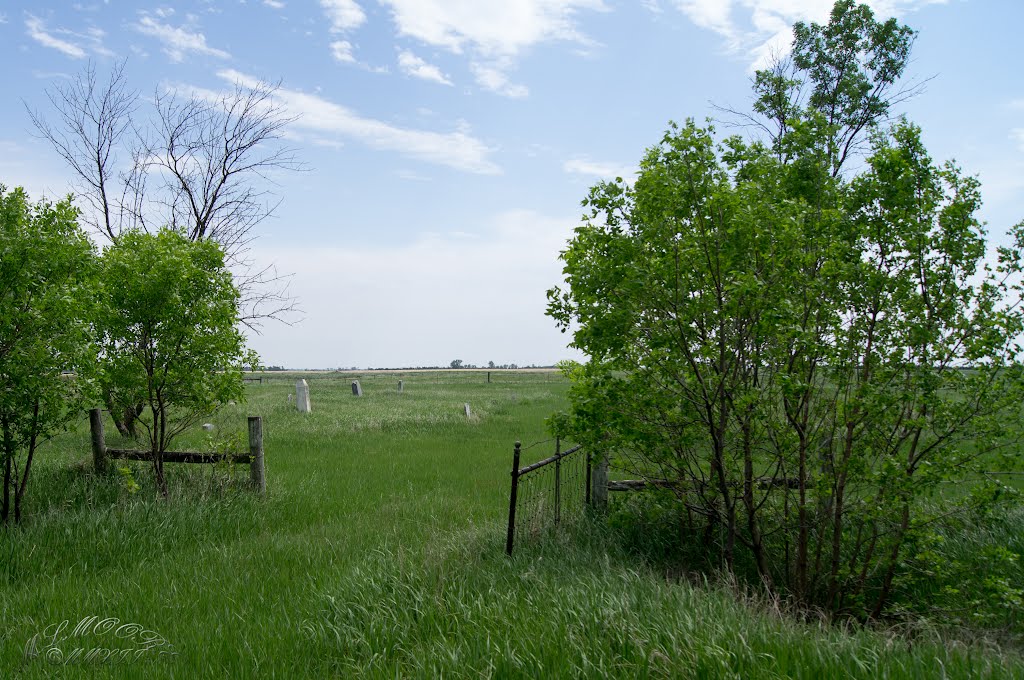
[{"x1": 505, "y1": 438, "x2": 590, "y2": 555}]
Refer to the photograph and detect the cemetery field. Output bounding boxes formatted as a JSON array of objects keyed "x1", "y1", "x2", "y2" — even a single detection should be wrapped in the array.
[{"x1": 1, "y1": 371, "x2": 1022, "y2": 678}]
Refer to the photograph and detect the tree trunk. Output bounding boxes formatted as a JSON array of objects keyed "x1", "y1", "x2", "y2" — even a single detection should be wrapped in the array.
[
  {"x1": 743, "y1": 425, "x2": 771, "y2": 585},
  {"x1": 106, "y1": 390, "x2": 143, "y2": 439},
  {"x1": 796, "y1": 435, "x2": 809, "y2": 597},
  {"x1": 1, "y1": 418, "x2": 13, "y2": 526},
  {"x1": 14, "y1": 399, "x2": 40, "y2": 525}
]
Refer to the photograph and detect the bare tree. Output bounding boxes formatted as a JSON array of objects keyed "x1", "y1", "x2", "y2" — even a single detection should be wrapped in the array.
[
  {"x1": 28, "y1": 59, "x2": 302, "y2": 435},
  {"x1": 27, "y1": 61, "x2": 141, "y2": 241},
  {"x1": 28, "y1": 59, "x2": 301, "y2": 324}
]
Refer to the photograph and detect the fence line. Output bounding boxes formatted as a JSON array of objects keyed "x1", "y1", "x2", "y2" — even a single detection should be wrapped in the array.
[
  {"x1": 505, "y1": 438, "x2": 597, "y2": 556},
  {"x1": 89, "y1": 408, "x2": 265, "y2": 493}
]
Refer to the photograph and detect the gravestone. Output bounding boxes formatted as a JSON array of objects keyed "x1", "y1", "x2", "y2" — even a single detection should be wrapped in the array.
[
  {"x1": 202, "y1": 423, "x2": 214, "y2": 432},
  {"x1": 351, "y1": 380, "x2": 363, "y2": 397},
  {"x1": 296, "y1": 379, "x2": 311, "y2": 413},
  {"x1": 397, "y1": 380, "x2": 404, "y2": 394},
  {"x1": 464, "y1": 403, "x2": 472, "y2": 419}
]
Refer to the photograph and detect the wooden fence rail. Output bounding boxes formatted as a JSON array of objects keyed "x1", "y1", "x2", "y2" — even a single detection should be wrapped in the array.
[{"x1": 90, "y1": 409, "x2": 265, "y2": 493}]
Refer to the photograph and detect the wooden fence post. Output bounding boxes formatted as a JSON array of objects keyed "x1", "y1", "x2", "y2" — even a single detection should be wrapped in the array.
[
  {"x1": 592, "y1": 451, "x2": 608, "y2": 512},
  {"x1": 505, "y1": 441, "x2": 521, "y2": 556},
  {"x1": 90, "y1": 408, "x2": 108, "y2": 475},
  {"x1": 248, "y1": 416, "x2": 265, "y2": 494}
]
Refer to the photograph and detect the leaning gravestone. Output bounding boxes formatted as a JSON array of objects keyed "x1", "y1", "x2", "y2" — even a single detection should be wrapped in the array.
[
  {"x1": 296, "y1": 379, "x2": 311, "y2": 413},
  {"x1": 464, "y1": 403, "x2": 472, "y2": 419},
  {"x1": 397, "y1": 380, "x2": 404, "y2": 394},
  {"x1": 351, "y1": 380, "x2": 363, "y2": 397}
]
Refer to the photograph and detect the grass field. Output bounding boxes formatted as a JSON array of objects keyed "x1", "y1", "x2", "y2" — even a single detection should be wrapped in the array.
[{"x1": 1, "y1": 371, "x2": 1021, "y2": 678}]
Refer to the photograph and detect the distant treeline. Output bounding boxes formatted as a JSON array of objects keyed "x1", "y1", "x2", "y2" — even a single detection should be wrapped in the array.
[{"x1": 259, "y1": 364, "x2": 560, "y2": 371}]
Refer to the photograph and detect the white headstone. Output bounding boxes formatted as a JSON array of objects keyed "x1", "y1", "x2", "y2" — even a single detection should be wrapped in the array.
[
  {"x1": 202, "y1": 423, "x2": 214, "y2": 431},
  {"x1": 397, "y1": 380, "x2": 404, "y2": 394},
  {"x1": 296, "y1": 379, "x2": 311, "y2": 413},
  {"x1": 351, "y1": 380, "x2": 363, "y2": 397},
  {"x1": 464, "y1": 403, "x2": 472, "y2": 419}
]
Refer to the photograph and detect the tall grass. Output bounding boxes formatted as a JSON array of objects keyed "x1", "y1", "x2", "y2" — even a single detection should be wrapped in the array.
[
  {"x1": 0, "y1": 371, "x2": 1020, "y2": 678},
  {"x1": 310, "y1": 522, "x2": 1019, "y2": 678}
]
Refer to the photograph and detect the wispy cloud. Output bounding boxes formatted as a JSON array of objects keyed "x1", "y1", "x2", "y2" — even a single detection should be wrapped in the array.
[
  {"x1": 381, "y1": 1, "x2": 607, "y2": 97},
  {"x1": 264, "y1": 0, "x2": 286, "y2": 8},
  {"x1": 397, "y1": 50, "x2": 452, "y2": 86},
  {"x1": 26, "y1": 15, "x2": 86, "y2": 58},
  {"x1": 320, "y1": 0, "x2": 366, "y2": 33},
  {"x1": 330, "y1": 40, "x2": 356, "y2": 63},
  {"x1": 665, "y1": 0, "x2": 948, "y2": 71},
  {"x1": 470, "y1": 59, "x2": 528, "y2": 98},
  {"x1": 25, "y1": 15, "x2": 112, "y2": 59},
  {"x1": 133, "y1": 14, "x2": 231, "y2": 62},
  {"x1": 212, "y1": 69, "x2": 499, "y2": 174},
  {"x1": 563, "y1": 157, "x2": 636, "y2": 181}
]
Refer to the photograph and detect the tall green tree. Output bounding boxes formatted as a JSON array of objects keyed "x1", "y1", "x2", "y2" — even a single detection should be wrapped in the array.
[
  {"x1": 0, "y1": 186, "x2": 96, "y2": 525},
  {"x1": 548, "y1": 2, "x2": 1024, "y2": 618},
  {"x1": 99, "y1": 229, "x2": 254, "y2": 497}
]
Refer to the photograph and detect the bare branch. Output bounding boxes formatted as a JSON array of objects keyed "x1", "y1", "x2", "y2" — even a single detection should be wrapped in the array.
[{"x1": 31, "y1": 62, "x2": 305, "y2": 326}]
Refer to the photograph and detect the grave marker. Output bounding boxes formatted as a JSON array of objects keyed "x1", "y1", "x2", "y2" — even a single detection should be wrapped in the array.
[
  {"x1": 351, "y1": 380, "x2": 363, "y2": 397},
  {"x1": 296, "y1": 379, "x2": 311, "y2": 413}
]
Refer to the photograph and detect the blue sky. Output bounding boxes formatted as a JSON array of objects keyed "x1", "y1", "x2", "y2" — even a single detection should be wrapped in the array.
[{"x1": 0, "y1": 0, "x2": 1021, "y2": 369}]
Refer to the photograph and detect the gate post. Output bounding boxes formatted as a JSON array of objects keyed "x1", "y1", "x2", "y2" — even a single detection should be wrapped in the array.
[
  {"x1": 248, "y1": 416, "x2": 265, "y2": 494},
  {"x1": 505, "y1": 441, "x2": 521, "y2": 555},
  {"x1": 592, "y1": 451, "x2": 608, "y2": 512}
]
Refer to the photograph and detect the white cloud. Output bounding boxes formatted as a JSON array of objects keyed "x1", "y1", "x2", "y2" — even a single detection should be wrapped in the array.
[
  {"x1": 0, "y1": 13, "x2": 8, "y2": 25},
  {"x1": 397, "y1": 50, "x2": 453, "y2": 86},
  {"x1": 264, "y1": 0, "x2": 285, "y2": 8},
  {"x1": 246, "y1": 210, "x2": 581, "y2": 368},
  {"x1": 154, "y1": 7, "x2": 175, "y2": 19},
  {"x1": 668, "y1": 0, "x2": 946, "y2": 70},
  {"x1": 214, "y1": 69, "x2": 499, "y2": 174},
  {"x1": 320, "y1": 0, "x2": 366, "y2": 33},
  {"x1": 330, "y1": 40, "x2": 356, "y2": 63},
  {"x1": 25, "y1": 15, "x2": 88, "y2": 58},
  {"x1": 563, "y1": 157, "x2": 636, "y2": 180},
  {"x1": 381, "y1": 0, "x2": 605, "y2": 55},
  {"x1": 381, "y1": 1, "x2": 606, "y2": 97},
  {"x1": 470, "y1": 60, "x2": 528, "y2": 98},
  {"x1": 134, "y1": 14, "x2": 231, "y2": 62}
]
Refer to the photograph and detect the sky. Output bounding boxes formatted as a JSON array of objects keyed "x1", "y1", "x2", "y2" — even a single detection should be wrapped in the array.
[{"x1": 0, "y1": 0, "x2": 1021, "y2": 369}]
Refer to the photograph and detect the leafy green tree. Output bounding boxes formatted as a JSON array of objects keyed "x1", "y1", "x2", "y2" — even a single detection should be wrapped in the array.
[
  {"x1": 29, "y1": 61, "x2": 300, "y2": 439},
  {"x1": 547, "y1": 1, "x2": 1024, "y2": 618},
  {"x1": 99, "y1": 229, "x2": 255, "y2": 497},
  {"x1": 0, "y1": 186, "x2": 96, "y2": 525}
]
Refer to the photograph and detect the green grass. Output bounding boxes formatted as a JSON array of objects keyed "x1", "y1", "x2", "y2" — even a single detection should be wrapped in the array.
[{"x1": 0, "y1": 370, "x2": 1021, "y2": 678}]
